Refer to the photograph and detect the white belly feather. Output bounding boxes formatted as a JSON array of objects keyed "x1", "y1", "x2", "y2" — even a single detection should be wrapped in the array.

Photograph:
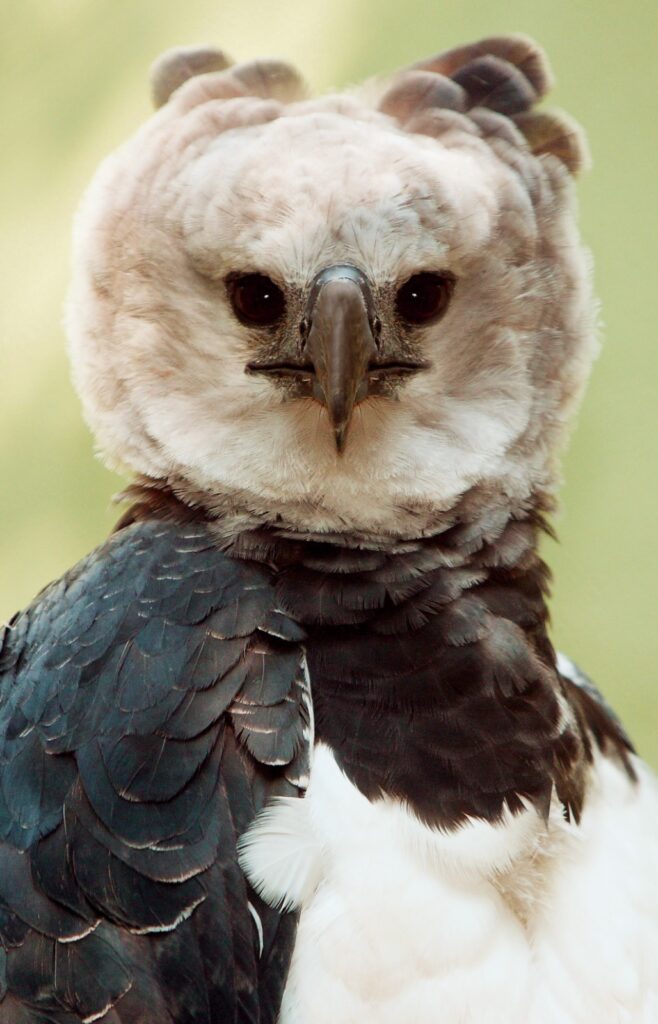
[{"x1": 239, "y1": 744, "x2": 658, "y2": 1023}]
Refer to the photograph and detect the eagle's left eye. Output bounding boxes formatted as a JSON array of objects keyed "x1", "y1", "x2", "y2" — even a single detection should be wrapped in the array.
[
  {"x1": 228, "y1": 273, "x2": 286, "y2": 327},
  {"x1": 395, "y1": 272, "x2": 455, "y2": 326}
]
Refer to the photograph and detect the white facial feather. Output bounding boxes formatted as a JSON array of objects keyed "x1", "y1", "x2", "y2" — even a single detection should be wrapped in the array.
[{"x1": 66, "y1": 44, "x2": 596, "y2": 537}]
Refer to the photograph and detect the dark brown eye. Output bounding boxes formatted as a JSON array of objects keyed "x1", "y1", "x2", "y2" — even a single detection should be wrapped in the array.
[
  {"x1": 395, "y1": 272, "x2": 455, "y2": 325},
  {"x1": 228, "y1": 273, "x2": 286, "y2": 327}
]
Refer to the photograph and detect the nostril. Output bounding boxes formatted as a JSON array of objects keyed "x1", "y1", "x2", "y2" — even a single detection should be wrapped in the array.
[
  {"x1": 372, "y1": 317, "x2": 382, "y2": 350},
  {"x1": 299, "y1": 318, "x2": 310, "y2": 351}
]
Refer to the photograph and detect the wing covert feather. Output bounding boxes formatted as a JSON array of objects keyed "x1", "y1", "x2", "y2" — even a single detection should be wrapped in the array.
[{"x1": 0, "y1": 520, "x2": 309, "y2": 1022}]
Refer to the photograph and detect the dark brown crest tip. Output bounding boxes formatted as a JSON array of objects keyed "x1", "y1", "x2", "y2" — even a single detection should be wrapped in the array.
[
  {"x1": 452, "y1": 55, "x2": 538, "y2": 116},
  {"x1": 413, "y1": 34, "x2": 553, "y2": 99},
  {"x1": 150, "y1": 45, "x2": 233, "y2": 108},
  {"x1": 230, "y1": 59, "x2": 307, "y2": 102},
  {"x1": 379, "y1": 70, "x2": 466, "y2": 121},
  {"x1": 513, "y1": 110, "x2": 590, "y2": 174}
]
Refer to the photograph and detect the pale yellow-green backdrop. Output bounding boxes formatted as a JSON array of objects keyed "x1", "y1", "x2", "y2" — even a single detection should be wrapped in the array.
[{"x1": 1, "y1": 0, "x2": 656, "y2": 765}]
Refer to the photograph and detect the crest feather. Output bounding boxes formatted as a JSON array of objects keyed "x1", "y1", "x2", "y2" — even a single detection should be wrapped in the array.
[
  {"x1": 513, "y1": 110, "x2": 590, "y2": 174},
  {"x1": 151, "y1": 51, "x2": 306, "y2": 112},
  {"x1": 378, "y1": 71, "x2": 466, "y2": 121},
  {"x1": 378, "y1": 35, "x2": 586, "y2": 175},
  {"x1": 150, "y1": 46, "x2": 232, "y2": 108},
  {"x1": 412, "y1": 34, "x2": 553, "y2": 98}
]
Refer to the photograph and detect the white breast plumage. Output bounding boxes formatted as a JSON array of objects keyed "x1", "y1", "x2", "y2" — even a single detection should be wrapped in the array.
[{"x1": 239, "y1": 743, "x2": 658, "y2": 1024}]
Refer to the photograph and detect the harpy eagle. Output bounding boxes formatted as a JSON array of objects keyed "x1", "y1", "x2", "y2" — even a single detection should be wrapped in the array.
[{"x1": 1, "y1": 34, "x2": 656, "y2": 1024}]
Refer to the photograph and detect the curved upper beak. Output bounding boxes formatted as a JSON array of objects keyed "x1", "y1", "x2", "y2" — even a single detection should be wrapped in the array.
[
  {"x1": 246, "y1": 263, "x2": 429, "y2": 453},
  {"x1": 303, "y1": 266, "x2": 378, "y2": 452}
]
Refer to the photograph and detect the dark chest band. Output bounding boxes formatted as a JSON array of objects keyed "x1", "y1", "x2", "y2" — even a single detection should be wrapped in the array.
[{"x1": 224, "y1": 514, "x2": 586, "y2": 826}]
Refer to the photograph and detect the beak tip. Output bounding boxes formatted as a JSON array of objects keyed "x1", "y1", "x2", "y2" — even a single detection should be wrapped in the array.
[{"x1": 334, "y1": 425, "x2": 348, "y2": 454}]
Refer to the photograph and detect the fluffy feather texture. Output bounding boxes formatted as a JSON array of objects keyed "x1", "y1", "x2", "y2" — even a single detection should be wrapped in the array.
[
  {"x1": 67, "y1": 34, "x2": 594, "y2": 541},
  {"x1": 241, "y1": 744, "x2": 658, "y2": 1024}
]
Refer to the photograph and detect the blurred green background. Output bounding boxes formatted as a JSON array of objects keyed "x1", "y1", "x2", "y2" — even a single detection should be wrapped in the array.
[{"x1": 1, "y1": 0, "x2": 656, "y2": 765}]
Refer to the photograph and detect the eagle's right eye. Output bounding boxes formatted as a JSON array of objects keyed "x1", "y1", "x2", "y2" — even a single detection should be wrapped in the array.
[{"x1": 228, "y1": 273, "x2": 286, "y2": 327}]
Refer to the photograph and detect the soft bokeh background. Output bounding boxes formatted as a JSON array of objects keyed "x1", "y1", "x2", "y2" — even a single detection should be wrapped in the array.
[{"x1": 1, "y1": 0, "x2": 656, "y2": 764}]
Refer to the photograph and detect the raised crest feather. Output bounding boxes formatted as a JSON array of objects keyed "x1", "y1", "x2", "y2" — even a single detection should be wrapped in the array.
[
  {"x1": 378, "y1": 34, "x2": 587, "y2": 173},
  {"x1": 150, "y1": 45, "x2": 233, "y2": 108},
  {"x1": 151, "y1": 47, "x2": 307, "y2": 110}
]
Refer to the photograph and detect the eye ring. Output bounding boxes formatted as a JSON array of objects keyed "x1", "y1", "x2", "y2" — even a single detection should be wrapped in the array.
[
  {"x1": 395, "y1": 271, "x2": 456, "y2": 326},
  {"x1": 227, "y1": 273, "x2": 286, "y2": 327}
]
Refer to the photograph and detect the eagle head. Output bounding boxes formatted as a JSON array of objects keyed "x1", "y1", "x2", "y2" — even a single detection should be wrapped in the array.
[{"x1": 66, "y1": 37, "x2": 595, "y2": 538}]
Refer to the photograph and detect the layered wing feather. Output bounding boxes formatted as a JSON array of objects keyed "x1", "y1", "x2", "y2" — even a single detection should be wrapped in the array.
[{"x1": 0, "y1": 520, "x2": 309, "y2": 1023}]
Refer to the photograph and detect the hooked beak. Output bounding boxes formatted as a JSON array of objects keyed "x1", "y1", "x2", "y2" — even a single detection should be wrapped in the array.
[
  {"x1": 246, "y1": 263, "x2": 430, "y2": 453},
  {"x1": 303, "y1": 265, "x2": 378, "y2": 452}
]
